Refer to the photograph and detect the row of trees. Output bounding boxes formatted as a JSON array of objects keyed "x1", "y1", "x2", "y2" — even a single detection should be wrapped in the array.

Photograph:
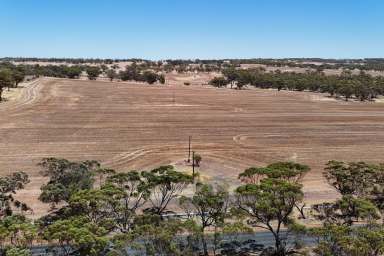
[
  {"x1": 210, "y1": 68, "x2": 384, "y2": 101},
  {"x1": 220, "y1": 58, "x2": 384, "y2": 72},
  {"x1": 0, "y1": 63, "x2": 26, "y2": 102},
  {"x1": 0, "y1": 62, "x2": 167, "y2": 91},
  {"x1": 114, "y1": 64, "x2": 165, "y2": 84},
  {"x1": 0, "y1": 58, "x2": 143, "y2": 65},
  {"x1": 1, "y1": 158, "x2": 384, "y2": 255},
  {"x1": 5, "y1": 57, "x2": 384, "y2": 73}
]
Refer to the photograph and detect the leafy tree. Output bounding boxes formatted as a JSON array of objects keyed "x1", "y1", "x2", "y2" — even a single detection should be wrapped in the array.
[
  {"x1": 180, "y1": 183, "x2": 229, "y2": 255},
  {"x1": 112, "y1": 219, "x2": 187, "y2": 256},
  {"x1": 238, "y1": 167, "x2": 269, "y2": 184},
  {"x1": 213, "y1": 67, "x2": 384, "y2": 101},
  {"x1": 65, "y1": 66, "x2": 82, "y2": 79},
  {"x1": 0, "y1": 69, "x2": 13, "y2": 102},
  {"x1": 311, "y1": 224, "x2": 384, "y2": 256},
  {"x1": 238, "y1": 162, "x2": 309, "y2": 185},
  {"x1": 100, "y1": 64, "x2": 108, "y2": 72},
  {"x1": 371, "y1": 165, "x2": 384, "y2": 221},
  {"x1": 158, "y1": 74, "x2": 165, "y2": 84},
  {"x1": 5, "y1": 247, "x2": 31, "y2": 256},
  {"x1": 106, "y1": 69, "x2": 117, "y2": 81},
  {"x1": 43, "y1": 216, "x2": 109, "y2": 256},
  {"x1": 235, "y1": 178, "x2": 304, "y2": 255},
  {"x1": 0, "y1": 215, "x2": 37, "y2": 249},
  {"x1": 38, "y1": 158, "x2": 96, "y2": 205},
  {"x1": 323, "y1": 160, "x2": 377, "y2": 197},
  {"x1": 312, "y1": 196, "x2": 380, "y2": 226},
  {"x1": 86, "y1": 66, "x2": 101, "y2": 80},
  {"x1": 193, "y1": 153, "x2": 202, "y2": 167},
  {"x1": 105, "y1": 171, "x2": 151, "y2": 232},
  {"x1": 222, "y1": 68, "x2": 238, "y2": 88},
  {"x1": 238, "y1": 162, "x2": 310, "y2": 218},
  {"x1": 70, "y1": 171, "x2": 151, "y2": 233},
  {"x1": 0, "y1": 172, "x2": 30, "y2": 217},
  {"x1": 68, "y1": 186, "x2": 120, "y2": 231},
  {"x1": 94, "y1": 168, "x2": 115, "y2": 187},
  {"x1": 142, "y1": 165, "x2": 193, "y2": 215},
  {"x1": 142, "y1": 71, "x2": 158, "y2": 84},
  {"x1": 209, "y1": 77, "x2": 228, "y2": 88},
  {"x1": 266, "y1": 162, "x2": 310, "y2": 183},
  {"x1": 39, "y1": 183, "x2": 67, "y2": 209},
  {"x1": 11, "y1": 70, "x2": 25, "y2": 87},
  {"x1": 118, "y1": 65, "x2": 140, "y2": 81}
]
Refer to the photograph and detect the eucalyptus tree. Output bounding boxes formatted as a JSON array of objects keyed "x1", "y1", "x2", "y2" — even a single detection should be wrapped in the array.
[
  {"x1": 142, "y1": 165, "x2": 193, "y2": 215},
  {"x1": 235, "y1": 178, "x2": 304, "y2": 255},
  {"x1": 180, "y1": 183, "x2": 229, "y2": 256}
]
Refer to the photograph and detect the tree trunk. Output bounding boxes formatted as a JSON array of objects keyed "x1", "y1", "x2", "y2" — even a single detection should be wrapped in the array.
[
  {"x1": 272, "y1": 230, "x2": 285, "y2": 256},
  {"x1": 0, "y1": 87, "x2": 3, "y2": 102},
  {"x1": 295, "y1": 203, "x2": 306, "y2": 219},
  {"x1": 201, "y1": 227, "x2": 208, "y2": 256}
]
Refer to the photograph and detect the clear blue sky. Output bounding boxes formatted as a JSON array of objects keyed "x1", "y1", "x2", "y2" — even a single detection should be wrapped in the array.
[{"x1": 0, "y1": 0, "x2": 383, "y2": 59}]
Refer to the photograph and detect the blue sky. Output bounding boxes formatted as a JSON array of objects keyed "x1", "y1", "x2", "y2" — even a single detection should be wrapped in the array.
[{"x1": 0, "y1": 0, "x2": 383, "y2": 59}]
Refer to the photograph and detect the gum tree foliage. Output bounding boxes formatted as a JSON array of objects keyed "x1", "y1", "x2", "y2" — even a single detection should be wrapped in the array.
[
  {"x1": 43, "y1": 216, "x2": 109, "y2": 256},
  {"x1": 311, "y1": 224, "x2": 384, "y2": 256},
  {"x1": 238, "y1": 162, "x2": 309, "y2": 185},
  {"x1": 86, "y1": 66, "x2": 101, "y2": 80},
  {"x1": 0, "y1": 69, "x2": 14, "y2": 102},
  {"x1": 69, "y1": 171, "x2": 151, "y2": 233},
  {"x1": 323, "y1": 160, "x2": 378, "y2": 197},
  {"x1": 179, "y1": 183, "x2": 229, "y2": 256},
  {"x1": 371, "y1": 164, "x2": 384, "y2": 220},
  {"x1": 0, "y1": 172, "x2": 30, "y2": 217},
  {"x1": 5, "y1": 247, "x2": 31, "y2": 256},
  {"x1": 213, "y1": 68, "x2": 384, "y2": 101},
  {"x1": 142, "y1": 165, "x2": 193, "y2": 215},
  {"x1": 105, "y1": 171, "x2": 151, "y2": 232},
  {"x1": 106, "y1": 69, "x2": 117, "y2": 81},
  {"x1": 209, "y1": 77, "x2": 228, "y2": 88},
  {"x1": 312, "y1": 196, "x2": 380, "y2": 226},
  {"x1": 238, "y1": 162, "x2": 310, "y2": 218},
  {"x1": 311, "y1": 160, "x2": 384, "y2": 255},
  {"x1": 193, "y1": 153, "x2": 202, "y2": 167},
  {"x1": 118, "y1": 65, "x2": 165, "y2": 84},
  {"x1": 68, "y1": 185, "x2": 121, "y2": 232},
  {"x1": 322, "y1": 160, "x2": 384, "y2": 220},
  {"x1": 111, "y1": 219, "x2": 189, "y2": 256},
  {"x1": 142, "y1": 71, "x2": 159, "y2": 84},
  {"x1": 235, "y1": 178, "x2": 304, "y2": 256},
  {"x1": 158, "y1": 74, "x2": 165, "y2": 84},
  {"x1": 0, "y1": 215, "x2": 37, "y2": 250},
  {"x1": 38, "y1": 158, "x2": 99, "y2": 206}
]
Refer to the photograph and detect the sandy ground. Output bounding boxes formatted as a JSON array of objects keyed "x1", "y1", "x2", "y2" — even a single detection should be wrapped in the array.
[
  {"x1": 1, "y1": 77, "x2": 384, "y2": 217},
  {"x1": 3, "y1": 86, "x2": 23, "y2": 102}
]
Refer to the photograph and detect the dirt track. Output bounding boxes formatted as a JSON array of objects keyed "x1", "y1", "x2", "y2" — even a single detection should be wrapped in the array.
[{"x1": 1, "y1": 78, "x2": 384, "y2": 216}]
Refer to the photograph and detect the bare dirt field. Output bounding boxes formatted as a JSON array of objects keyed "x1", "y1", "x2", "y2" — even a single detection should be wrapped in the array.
[{"x1": 1, "y1": 77, "x2": 384, "y2": 216}]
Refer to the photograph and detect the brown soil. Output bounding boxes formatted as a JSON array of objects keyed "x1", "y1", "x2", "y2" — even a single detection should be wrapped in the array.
[{"x1": 1, "y1": 77, "x2": 384, "y2": 217}]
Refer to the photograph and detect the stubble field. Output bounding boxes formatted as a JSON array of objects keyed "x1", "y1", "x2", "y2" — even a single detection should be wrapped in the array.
[{"x1": 1, "y1": 77, "x2": 384, "y2": 216}]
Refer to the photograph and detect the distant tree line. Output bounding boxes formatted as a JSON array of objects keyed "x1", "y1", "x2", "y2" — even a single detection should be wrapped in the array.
[
  {"x1": 0, "y1": 57, "x2": 146, "y2": 65},
  {"x1": 116, "y1": 63, "x2": 165, "y2": 84},
  {"x1": 0, "y1": 62, "x2": 26, "y2": 102},
  {"x1": 227, "y1": 58, "x2": 384, "y2": 72},
  {"x1": 1, "y1": 157, "x2": 384, "y2": 255},
  {"x1": 0, "y1": 62, "x2": 166, "y2": 92},
  {"x1": 210, "y1": 68, "x2": 384, "y2": 101},
  {"x1": 5, "y1": 57, "x2": 384, "y2": 72}
]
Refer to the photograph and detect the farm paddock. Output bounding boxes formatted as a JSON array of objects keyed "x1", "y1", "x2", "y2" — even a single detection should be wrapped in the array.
[{"x1": 1, "y1": 77, "x2": 384, "y2": 216}]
